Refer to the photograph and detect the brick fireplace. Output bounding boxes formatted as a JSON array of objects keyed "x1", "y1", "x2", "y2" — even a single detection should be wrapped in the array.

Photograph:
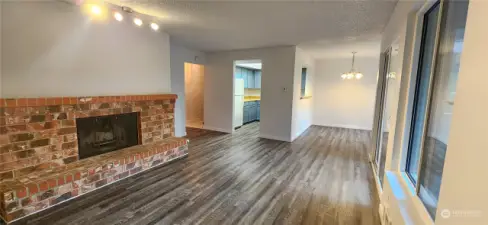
[{"x1": 0, "y1": 94, "x2": 188, "y2": 222}]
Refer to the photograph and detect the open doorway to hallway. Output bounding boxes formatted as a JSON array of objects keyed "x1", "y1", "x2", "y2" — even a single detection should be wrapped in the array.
[
  {"x1": 233, "y1": 60, "x2": 262, "y2": 131},
  {"x1": 184, "y1": 62, "x2": 204, "y2": 128}
]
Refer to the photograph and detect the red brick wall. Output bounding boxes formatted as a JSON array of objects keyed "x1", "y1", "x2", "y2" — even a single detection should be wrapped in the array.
[
  {"x1": 1, "y1": 138, "x2": 188, "y2": 222},
  {"x1": 0, "y1": 94, "x2": 176, "y2": 182}
]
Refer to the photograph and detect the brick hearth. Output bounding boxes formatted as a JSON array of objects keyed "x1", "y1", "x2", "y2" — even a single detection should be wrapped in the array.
[{"x1": 0, "y1": 94, "x2": 188, "y2": 222}]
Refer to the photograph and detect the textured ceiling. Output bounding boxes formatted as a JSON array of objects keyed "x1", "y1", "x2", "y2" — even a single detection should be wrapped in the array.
[
  {"x1": 104, "y1": 0, "x2": 397, "y2": 54},
  {"x1": 298, "y1": 33, "x2": 382, "y2": 59}
]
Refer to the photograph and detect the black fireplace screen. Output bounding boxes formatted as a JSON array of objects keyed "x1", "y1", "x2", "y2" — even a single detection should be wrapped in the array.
[{"x1": 76, "y1": 112, "x2": 139, "y2": 160}]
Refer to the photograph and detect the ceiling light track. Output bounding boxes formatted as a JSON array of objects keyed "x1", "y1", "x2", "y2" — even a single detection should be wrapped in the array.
[{"x1": 79, "y1": 1, "x2": 160, "y2": 32}]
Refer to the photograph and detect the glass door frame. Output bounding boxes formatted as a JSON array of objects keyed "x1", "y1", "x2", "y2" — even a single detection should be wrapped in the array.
[
  {"x1": 405, "y1": 0, "x2": 444, "y2": 190},
  {"x1": 370, "y1": 47, "x2": 392, "y2": 184},
  {"x1": 376, "y1": 49, "x2": 392, "y2": 166}
]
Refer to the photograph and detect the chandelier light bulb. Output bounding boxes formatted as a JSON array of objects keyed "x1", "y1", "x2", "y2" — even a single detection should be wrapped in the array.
[
  {"x1": 341, "y1": 52, "x2": 363, "y2": 81},
  {"x1": 355, "y1": 73, "x2": 363, "y2": 79},
  {"x1": 91, "y1": 5, "x2": 102, "y2": 15},
  {"x1": 114, "y1": 12, "x2": 123, "y2": 21},
  {"x1": 133, "y1": 18, "x2": 143, "y2": 26},
  {"x1": 150, "y1": 23, "x2": 159, "y2": 31}
]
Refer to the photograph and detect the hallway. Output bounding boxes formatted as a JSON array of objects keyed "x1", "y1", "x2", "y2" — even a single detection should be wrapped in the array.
[{"x1": 13, "y1": 124, "x2": 379, "y2": 225}]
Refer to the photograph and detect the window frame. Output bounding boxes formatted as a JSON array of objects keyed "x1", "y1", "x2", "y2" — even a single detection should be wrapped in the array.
[
  {"x1": 300, "y1": 67, "x2": 310, "y2": 99},
  {"x1": 404, "y1": 0, "x2": 444, "y2": 191},
  {"x1": 399, "y1": 0, "x2": 472, "y2": 221}
]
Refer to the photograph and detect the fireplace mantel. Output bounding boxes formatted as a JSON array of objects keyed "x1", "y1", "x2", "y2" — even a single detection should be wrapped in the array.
[
  {"x1": 0, "y1": 94, "x2": 177, "y2": 108},
  {"x1": 0, "y1": 94, "x2": 188, "y2": 222}
]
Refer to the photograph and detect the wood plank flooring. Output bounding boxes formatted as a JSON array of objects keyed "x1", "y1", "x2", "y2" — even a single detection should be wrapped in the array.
[{"x1": 10, "y1": 123, "x2": 380, "y2": 225}]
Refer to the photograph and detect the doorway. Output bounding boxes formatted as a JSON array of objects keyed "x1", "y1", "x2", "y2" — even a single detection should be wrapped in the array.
[
  {"x1": 233, "y1": 60, "x2": 262, "y2": 131},
  {"x1": 184, "y1": 62, "x2": 204, "y2": 129}
]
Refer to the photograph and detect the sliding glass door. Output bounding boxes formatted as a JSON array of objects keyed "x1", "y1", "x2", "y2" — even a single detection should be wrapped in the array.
[
  {"x1": 405, "y1": 0, "x2": 469, "y2": 219},
  {"x1": 406, "y1": 2, "x2": 441, "y2": 184},
  {"x1": 371, "y1": 48, "x2": 392, "y2": 187},
  {"x1": 378, "y1": 50, "x2": 391, "y2": 186}
]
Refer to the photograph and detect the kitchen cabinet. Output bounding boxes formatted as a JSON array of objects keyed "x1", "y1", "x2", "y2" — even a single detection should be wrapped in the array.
[
  {"x1": 243, "y1": 69, "x2": 248, "y2": 88},
  {"x1": 247, "y1": 106, "x2": 252, "y2": 123},
  {"x1": 237, "y1": 66, "x2": 261, "y2": 89},
  {"x1": 250, "y1": 104, "x2": 256, "y2": 121},
  {"x1": 254, "y1": 71, "x2": 261, "y2": 89},
  {"x1": 254, "y1": 70, "x2": 262, "y2": 89},
  {"x1": 257, "y1": 104, "x2": 260, "y2": 120},
  {"x1": 243, "y1": 102, "x2": 248, "y2": 124},
  {"x1": 256, "y1": 101, "x2": 260, "y2": 121},
  {"x1": 248, "y1": 70, "x2": 255, "y2": 88},
  {"x1": 247, "y1": 103, "x2": 252, "y2": 122},
  {"x1": 243, "y1": 106, "x2": 249, "y2": 124},
  {"x1": 243, "y1": 101, "x2": 260, "y2": 124}
]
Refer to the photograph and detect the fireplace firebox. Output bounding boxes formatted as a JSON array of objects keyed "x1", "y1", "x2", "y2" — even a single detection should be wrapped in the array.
[{"x1": 76, "y1": 112, "x2": 140, "y2": 159}]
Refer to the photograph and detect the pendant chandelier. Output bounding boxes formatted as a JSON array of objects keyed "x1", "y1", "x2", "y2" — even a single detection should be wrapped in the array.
[{"x1": 341, "y1": 52, "x2": 363, "y2": 80}]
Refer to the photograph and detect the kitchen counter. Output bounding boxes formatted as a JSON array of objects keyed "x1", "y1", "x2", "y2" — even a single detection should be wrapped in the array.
[
  {"x1": 244, "y1": 99, "x2": 260, "y2": 102},
  {"x1": 244, "y1": 97, "x2": 260, "y2": 102}
]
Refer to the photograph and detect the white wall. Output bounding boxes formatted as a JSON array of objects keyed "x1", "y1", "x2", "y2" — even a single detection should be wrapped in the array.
[
  {"x1": 312, "y1": 56, "x2": 379, "y2": 130},
  {"x1": 205, "y1": 46, "x2": 296, "y2": 141},
  {"x1": 0, "y1": 2, "x2": 3, "y2": 98},
  {"x1": 291, "y1": 48, "x2": 314, "y2": 141},
  {"x1": 170, "y1": 40, "x2": 206, "y2": 137},
  {"x1": 1, "y1": 2, "x2": 171, "y2": 98},
  {"x1": 381, "y1": 1, "x2": 425, "y2": 52}
]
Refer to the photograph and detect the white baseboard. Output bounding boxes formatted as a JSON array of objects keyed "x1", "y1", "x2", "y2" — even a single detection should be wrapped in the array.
[
  {"x1": 313, "y1": 123, "x2": 372, "y2": 131},
  {"x1": 202, "y1": 125, "x2": 233, "y2": 133},
  {"x1": 291, "y1": 125, "x2": 312, "y2": 141},
  {"x1": 259, "y1": 134, "x2": 291, "y2": 142},
  {"x1": 370, "y1": 160, "x2": 383, "y2": 197}
]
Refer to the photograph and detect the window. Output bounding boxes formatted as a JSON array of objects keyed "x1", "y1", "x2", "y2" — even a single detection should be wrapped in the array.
[
  {"x1": 301, "y1": 68, "x2": 307, "y2": 97},
  {"x1": 405, "y1": 0, "x2": 468, "y2": 219},
  {"x1": 406, "y1": 1, "x2": 441, "y2": 184}
]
